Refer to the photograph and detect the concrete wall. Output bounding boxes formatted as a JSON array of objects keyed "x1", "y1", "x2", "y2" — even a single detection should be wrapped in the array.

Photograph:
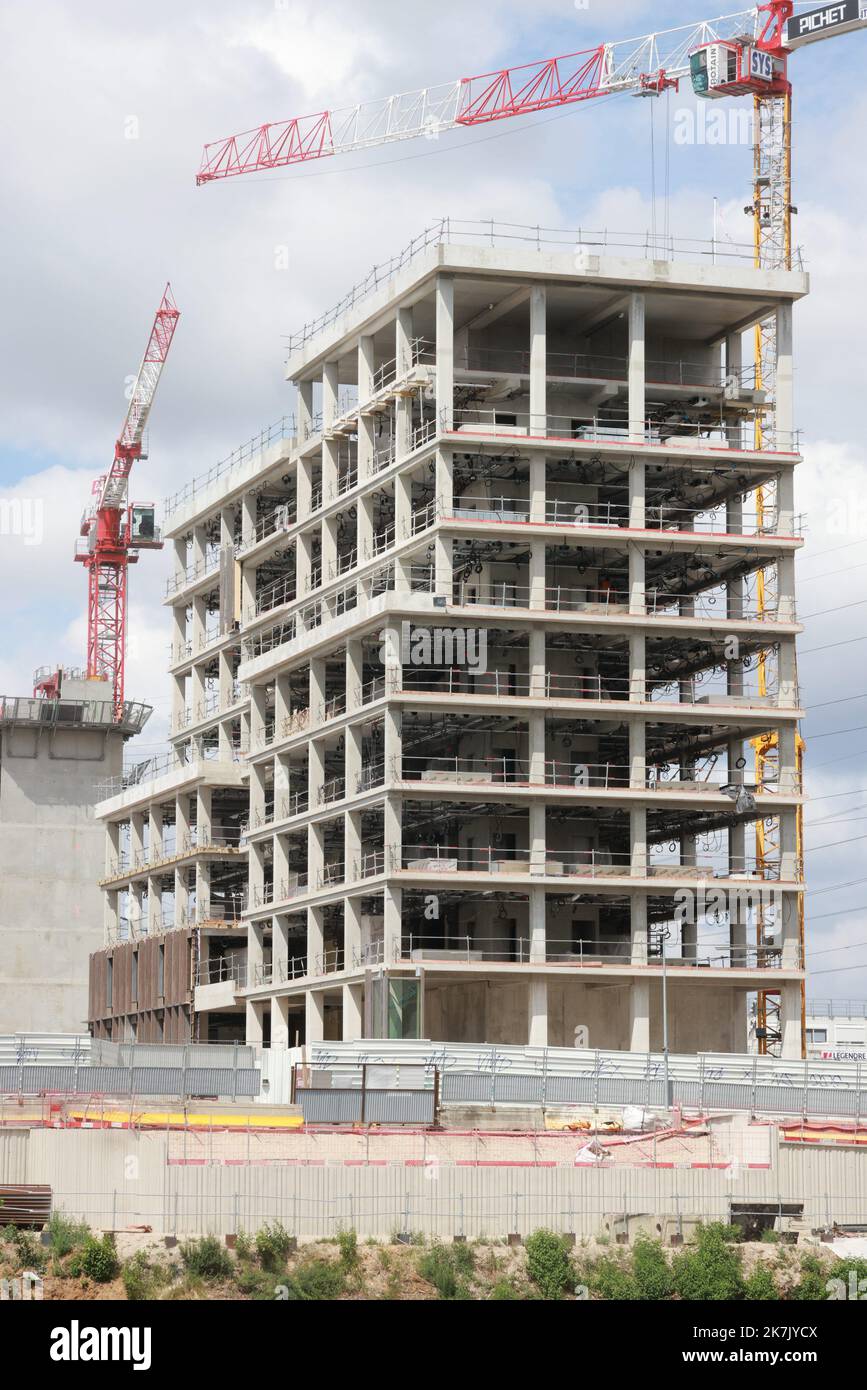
[
  {"x1": 0, "y1": 723, "x2": 124, "y2": 1032},
  {"x1": 424, "y1": 978, "x2": 746, "y2": 1053}
]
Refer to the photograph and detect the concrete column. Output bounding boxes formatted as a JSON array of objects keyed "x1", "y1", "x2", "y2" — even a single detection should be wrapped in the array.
[
  {"x1": 272, "y1": 994, "x2": 290, "y2": 1049},
  {"x1": 357, "y1": 337, "x2": 375, "y2": 483},
  {"x1": 777, "y1": 466, "x2": 796, "y2": 535},
  {"x1": 394, "y1": 469, "x2": 413, "y2": 542},
  {"x1": 529, "y1": 456, "x2": 546, "y2": 524},
  {"x1": 305, "y1": 988, "x2": 325, "y2": 1043},
  {"x1": 346, "y1": 638, "x2": 364, "y2": 708},
  {"x1": 245, "y1": 999, "x2": 264, "y2": 1046},
  {"x1": 383, "y1": 884, "x2": 402, "y2": 963},
  {"x1": 780, "y1": 808, "x2": 799, "y2": 886},
  {"x1": 778, "y1": 723, "x2": 799, "y2": 795},
  {"x1": 396, "y1": 307, "x2": 414, "y2": 458},
  {"x1": 776, "y1": 302, "x2": 794, "y2": 449},
  {"x1": 629, "y1": 979, "x2": 651, "y2": 1053},
  {"x1": 342, "y1": 981, "x2": 364, "y2": 1040},
  {"x1": 307, "y1": 822, "x2": 324, "y2": 892},
  {"x1": 273, "y1": 830, "x2": 290, "y2": 891},
  {"x1": 780, "y1": 981, "x2": 802, "y2": 1059},
  {"x1": 172, "y1": 602, "x2": 187, "y2": 665},
  {"x1": 529, "y1": 540, "x2": 546, "y2": 610},
  {"x1": 628, "y1": 540, "x2": 645, "y2": 617},
  {"x1": 250, "y1": 683, "x2": 267, "y2": 750},
  {"x1": 322, "y1": 360, "x2": 339, "y2": 431},
  {"x1": 384, "y1": 795, "x2": 402, "y2": 874},
  {"x1": 195, "y1": 861, "x2": 211, "y2": 923},
  {"x1": 529, "y1": 886, "x2": 547, "y2": 960},
  {"x1": 247, "y1": 919, "x2": 265, "y2": 988},
  {"x1": 628, "y1": 292, "x2": 646, "y2": 442},
  {"x1": 148, "y1": 805, "x2": 164, "y2": 861},
  {"x1": 629, "y1": 716, "x2": 646, "y2": 790},
  {"x1": 528, "y1": 978, "x2": 548, "y2": 1047},
  {"x1": 778, "y1": 551, "x2": 796, "y2": 624},
  {"x1": 345, "y1": 809, "x2": 362, "y2": 879},
  {"x1": 174, "y1": 793, "x2": 191, "y2": 924},
  {"x1": 529, "y1": 285, "x2": 547, "y2": 432},
  {"x1": 631, "y1": 894, "x2": 648, "y2": 968},
  {"x1": 529, "y1": 713, "x2": 546, "y2": 786},
  {"x1": 630, "y1": 807, "x2": 647, "y2": 879},
  {"x1": 296, "y1": 455, "x2": 313, "y2": 521},
  {"x1": 629, "y1": 633, "x2": 646, "y2": 704},
  {"x1": 435, "y1": 275, "x2": 455, "y2": 430},
  {"x1": 297, "y1": 379, "x2": 314, "y2": 441},
  {"x1": 345, "y1": 726, "x2": 363, "y2": 799},
  {"x1": 130, "y1": 813, "x2": 145, "y2": 871},
  {"x1": 344, "y1": 895, "x2": 363, "y2": 969},
  {"x1": 529, "y1": 627, "x2": 546, "y2": 694},
  {"x1": 778, "y1": 640, "x2": 798, "y2": 708},
  {"x1": 173, "y1": 534, "x2": 188, "y2": 590},
  {"x1": 629, "y1": 455, "x2": 646, "y2": 530},
  {"x1": 146, "y1": 876, "x2": 160, "y2": 934}
]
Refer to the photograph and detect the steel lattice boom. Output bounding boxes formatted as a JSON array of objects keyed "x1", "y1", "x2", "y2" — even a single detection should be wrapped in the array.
[{"x1": 75, "y1": 285, "x2": 180, "y2": 718}]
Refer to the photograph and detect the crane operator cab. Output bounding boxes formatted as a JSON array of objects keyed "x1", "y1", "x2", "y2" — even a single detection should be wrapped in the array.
[{"x1": 690, "y1": 41, "x2": 787, "y2": 98}]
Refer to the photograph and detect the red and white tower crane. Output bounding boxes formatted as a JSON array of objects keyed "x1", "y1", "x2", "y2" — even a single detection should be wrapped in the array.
[
  {"x1": 195, "y1": 0, "x2": 866, "y2": 1056},
  {"x1": 73, "y1": 284, "x2": 180, "y2": 719}
]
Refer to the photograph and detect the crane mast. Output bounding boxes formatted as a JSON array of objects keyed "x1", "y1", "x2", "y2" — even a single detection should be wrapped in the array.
[
  {"x1": 74, "y1": 285, "x2": 180, "y2": 719},
  {"x1": 196, "y1": 1, "x2": 867, "y2": 1056}
]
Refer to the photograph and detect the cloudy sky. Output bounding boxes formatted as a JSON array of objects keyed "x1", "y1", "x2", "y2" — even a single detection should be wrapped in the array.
[{"x1": 2, "y1": 0, "x2": 866, "y2": 1001}]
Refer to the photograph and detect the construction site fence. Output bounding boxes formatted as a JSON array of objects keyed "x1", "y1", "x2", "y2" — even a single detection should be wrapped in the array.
[
  {"x1": 24, "y1": 1175, "x2": 867, "y2": 1243},
  {"x1": 294, "y1": 1064, "x2": 436, "y2": 1125},
  {"x1": 293, "y1": 1042, "x2": 867, "y2": 1124},
  {"x1": 0, "y1": 1065, "x2": 260, "y2": 1101}
]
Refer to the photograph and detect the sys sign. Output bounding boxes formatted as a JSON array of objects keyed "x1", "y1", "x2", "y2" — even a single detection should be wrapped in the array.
[
  {"x1": 785, "y1": 0, "x2": 867, "y2": 48},
  {"x1": 748, "y1": 47, "x2": 776, "y2": 82}
]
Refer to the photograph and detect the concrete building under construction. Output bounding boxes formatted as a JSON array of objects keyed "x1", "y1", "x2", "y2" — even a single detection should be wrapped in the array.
[
  {"x1": 88, "y1": 222, "x2": 807, "y2": 1056},
  {"x1": 0, "y1": 671, "x2": 149, "y2": 1033}
]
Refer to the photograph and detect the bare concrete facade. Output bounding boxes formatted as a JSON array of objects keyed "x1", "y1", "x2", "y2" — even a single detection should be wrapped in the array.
[
  {"x1": 0, "y1": 676, "x2": 149, "y2": 1033},
  {"x1": 94, "y1": 226, "x2": 808, "y2": 1057}
]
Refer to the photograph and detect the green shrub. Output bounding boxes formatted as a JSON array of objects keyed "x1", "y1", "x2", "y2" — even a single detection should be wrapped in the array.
[
  {"x1": 79, "y1": 1234, "x2": 119, "y2": 1284},
  {"x1": 834, "y1": 1257, "x2": 867, "y2": 1290},
  {"x1": 525, "y1": 1229, "x2": 574, "y2": 1301},
  {"x1": 121, "y1": 1251, "x2": 170, "y2": 1301},
  {"x1": 744, "y1": 1264, "x2": 779, "y2": 1301},
  {"x1": 254, "y1": 1223, "x2": 294, "y2": 1273},
  {"x1": 632, "y1": 1236, "x2": 673, "y2": 1300},
  {"x1": 672, "y1": 1224, "x2": 745, "y2": 1301},
  {"x1": 587, "y1": 1254, "x2": 639, "y2": 1301},
  {"x1": 179, "y1": 1235, "x2": 232, "y2": 1282},
  {"x1": 47, "y1": 1213, "x2": 90, "y2": 1258},
  {"x1": 760, "y1": 1228, "x2": 782, "y2": 1244},
  {"x1": 7, "y1": 1229, "x2": 46, "y2": 1273},
  {"x1": 234, "y1": 1230, "x2": 255, "y2": 1263},
  {"x1": 791, "y1": 1254, "x2": 832, "y2": 1301},
  {"x1": 337, "y1": 1229, "x2": 359, "y2": 1272},
  {"x1": 287, "y1": 1258, "x2": 345, "y2": 1301},
  {"x1": 417, "y1": 1243, "x2": 472, "y2": 1300}
]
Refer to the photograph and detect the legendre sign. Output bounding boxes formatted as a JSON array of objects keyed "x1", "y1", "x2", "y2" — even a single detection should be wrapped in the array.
[{"x1": 785, "y1": 0, "x2": 867, "y2": 47}]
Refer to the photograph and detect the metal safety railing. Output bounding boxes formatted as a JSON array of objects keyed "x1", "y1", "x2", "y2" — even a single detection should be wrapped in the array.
[
  {"x1": 285, "y1": 218, "x2": 806, "y2": 352},
  {"x1": 163, "y1": 416, "x2": 296, "y2": 518}
]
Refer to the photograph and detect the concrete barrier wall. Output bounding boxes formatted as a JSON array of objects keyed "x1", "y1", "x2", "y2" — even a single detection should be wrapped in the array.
[{"x1": 4, "y1": 1126, "x2": 867, "y2": 1239}]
